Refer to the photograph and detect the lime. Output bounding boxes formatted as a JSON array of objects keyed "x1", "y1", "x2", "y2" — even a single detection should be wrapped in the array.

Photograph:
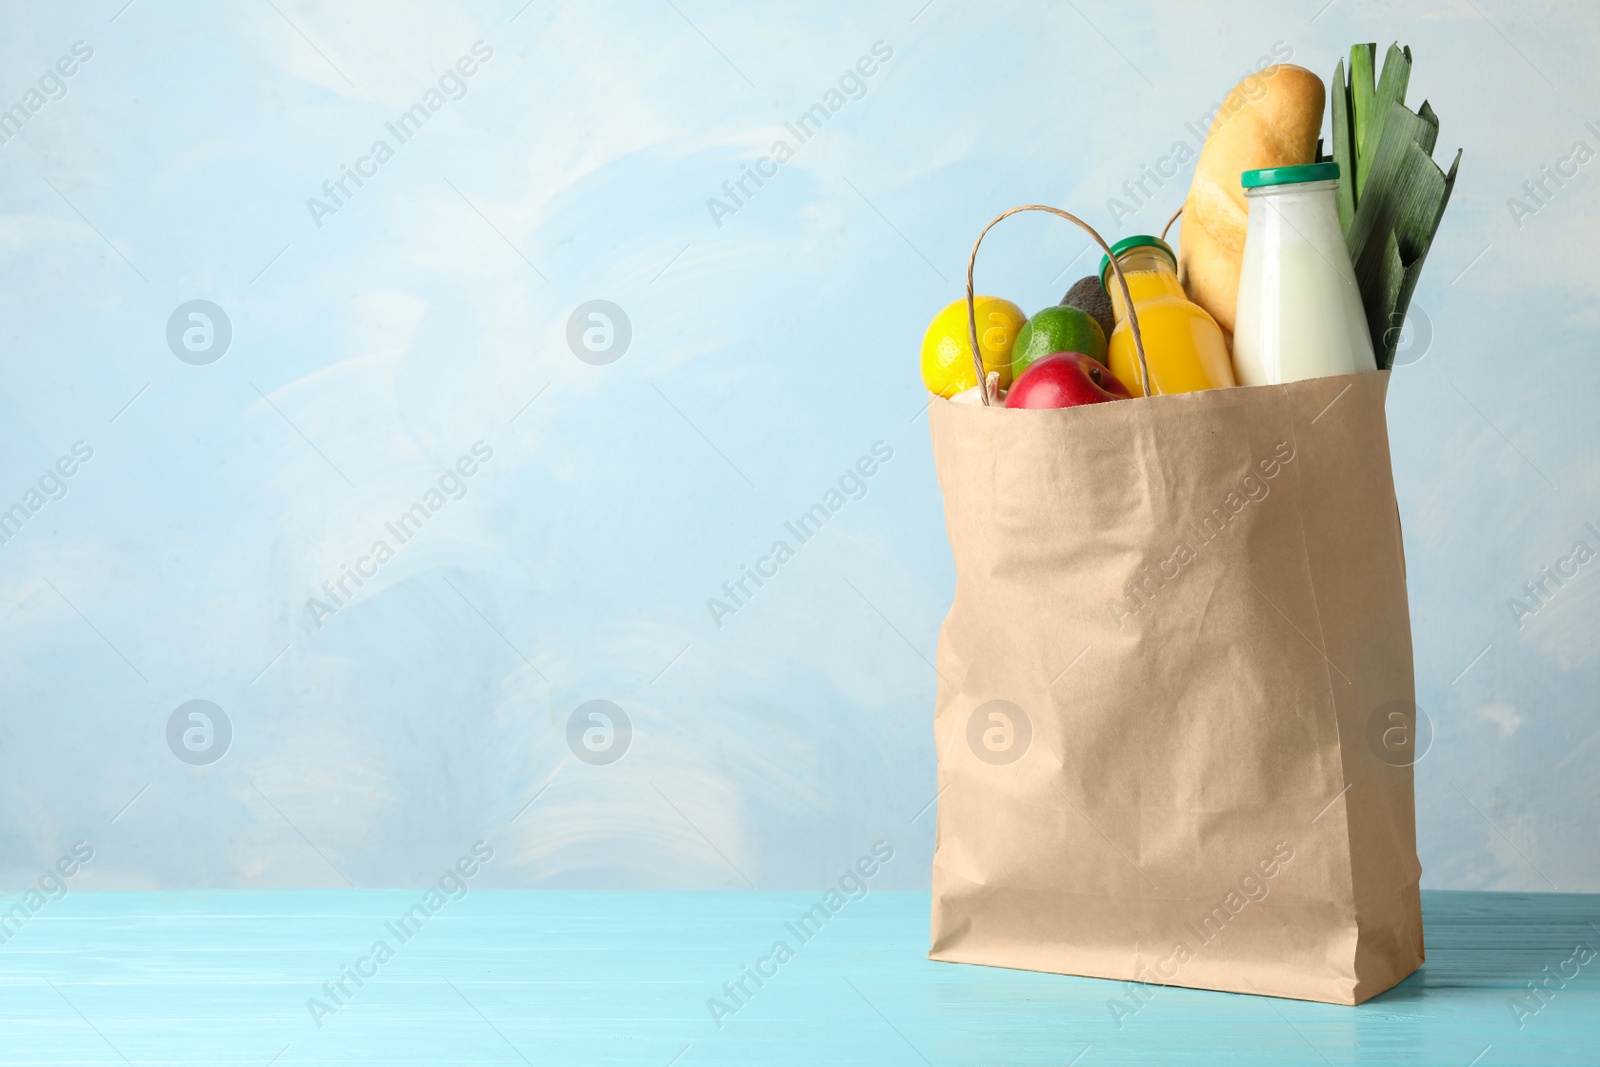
[
  {"x1": 921, "y1": 297, "x2": 1025, "y2": 398},
  {"x1": 1012, "y1": 305, "x2": 1107, "y2": 378}
]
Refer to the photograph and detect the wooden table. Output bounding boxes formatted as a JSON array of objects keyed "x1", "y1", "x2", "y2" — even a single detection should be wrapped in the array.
[{"x1": 2, "y1": 890, "x2": 1595, "y2": 1064}]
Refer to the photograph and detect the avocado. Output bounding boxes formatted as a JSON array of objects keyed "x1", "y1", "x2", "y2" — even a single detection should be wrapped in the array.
[{"x1": 1060, "y1": 276, "x2": 1116, "y2": 341}]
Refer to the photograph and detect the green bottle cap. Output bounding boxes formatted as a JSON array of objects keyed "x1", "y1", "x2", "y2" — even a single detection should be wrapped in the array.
[
  {"x1": 1241, "y1": 162, "x2": 1341, "y2": 189},
  {"x1": 1099, "y1": 235, "x2": 1177, "y2": 293}
]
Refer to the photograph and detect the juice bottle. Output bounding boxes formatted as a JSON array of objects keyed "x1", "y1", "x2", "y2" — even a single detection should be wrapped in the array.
[{"x1": 1100, "y1": 236, "x2": 1235, "y2": 397}]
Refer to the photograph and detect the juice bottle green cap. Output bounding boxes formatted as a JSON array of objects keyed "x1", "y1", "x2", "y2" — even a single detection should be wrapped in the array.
[{"x1": 1099, "y1": 235, "x2": 1177, "y2": 292}]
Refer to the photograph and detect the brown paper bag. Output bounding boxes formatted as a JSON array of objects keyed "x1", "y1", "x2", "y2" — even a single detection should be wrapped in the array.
[{"x1": 927, "y1": 207, "x2": 1424, "y2": 1005}]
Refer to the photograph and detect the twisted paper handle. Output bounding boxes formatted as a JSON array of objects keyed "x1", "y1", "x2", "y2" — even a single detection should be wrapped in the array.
[{"x1": 965, "y1": 206, "x2": 1154, "y2": 404}]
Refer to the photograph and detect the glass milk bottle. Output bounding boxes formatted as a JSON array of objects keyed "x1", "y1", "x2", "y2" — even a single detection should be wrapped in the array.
[{"x1": 1232, "y1": 163, "x2": 1376, "y2": 385}]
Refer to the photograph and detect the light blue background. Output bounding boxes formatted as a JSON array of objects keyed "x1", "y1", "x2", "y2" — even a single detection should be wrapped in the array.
[{"x1": 0, "y1": 0, "x2": 1595, "y2": 892}]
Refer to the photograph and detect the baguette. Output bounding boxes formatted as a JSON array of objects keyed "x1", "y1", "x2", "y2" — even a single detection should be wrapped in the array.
[{"x1": 1179, "y1": 64, "x2": 1325, "y2": 336}]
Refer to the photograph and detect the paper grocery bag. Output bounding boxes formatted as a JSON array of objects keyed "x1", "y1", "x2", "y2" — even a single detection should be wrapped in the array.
[{"x1": 927, "y1": 369, "x2": 1424, "y2": 1005}]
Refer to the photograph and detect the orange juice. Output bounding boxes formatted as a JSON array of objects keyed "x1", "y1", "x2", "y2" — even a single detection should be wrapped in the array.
[{"x1": 1100, "y1": 236, "x2": 1235, "y2": 397}]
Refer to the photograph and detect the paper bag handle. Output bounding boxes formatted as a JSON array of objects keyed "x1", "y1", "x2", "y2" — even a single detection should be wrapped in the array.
[
  {"x1": 966, "y1": 206, "x2": 1154, "y2": 404},
  {"x1": 1160, "y1": 205, "x2": 1182, "y2": 242}
]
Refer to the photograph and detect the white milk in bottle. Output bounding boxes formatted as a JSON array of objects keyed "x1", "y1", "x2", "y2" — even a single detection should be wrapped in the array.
[{"x1": 1232, "y1": 162, "x2": 1375, "y2": 385}]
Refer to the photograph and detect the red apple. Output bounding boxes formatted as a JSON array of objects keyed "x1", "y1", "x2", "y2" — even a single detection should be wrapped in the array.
[{"x1": 1004, "y1": 351, "x2": 1131, "y2": 409}]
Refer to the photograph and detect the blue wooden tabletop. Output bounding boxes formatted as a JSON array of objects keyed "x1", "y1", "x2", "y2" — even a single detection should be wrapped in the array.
[{"x1": 1, "y1": 889, "x2": 1595, "y2": 1065}]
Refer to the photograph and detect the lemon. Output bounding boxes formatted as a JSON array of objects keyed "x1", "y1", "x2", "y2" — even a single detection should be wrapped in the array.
[{"x1": 920, "y1": 297, "x2": 1025, "y2": 398}]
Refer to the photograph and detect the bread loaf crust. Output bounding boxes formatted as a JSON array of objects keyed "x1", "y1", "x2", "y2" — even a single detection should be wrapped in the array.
[{"x1": 1179, "y1": 64, "x2": 1325, "y2": 335}]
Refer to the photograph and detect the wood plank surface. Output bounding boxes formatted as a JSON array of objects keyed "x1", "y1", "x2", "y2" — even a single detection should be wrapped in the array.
[{"x1": 0, "y1": 890, "x2": 1595, "y2": 1065}]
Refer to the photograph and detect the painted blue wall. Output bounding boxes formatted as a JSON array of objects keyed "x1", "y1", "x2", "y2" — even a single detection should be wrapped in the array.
[{"x1": 1, "y1": 0, "x2": 1595, "y2": 892}]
